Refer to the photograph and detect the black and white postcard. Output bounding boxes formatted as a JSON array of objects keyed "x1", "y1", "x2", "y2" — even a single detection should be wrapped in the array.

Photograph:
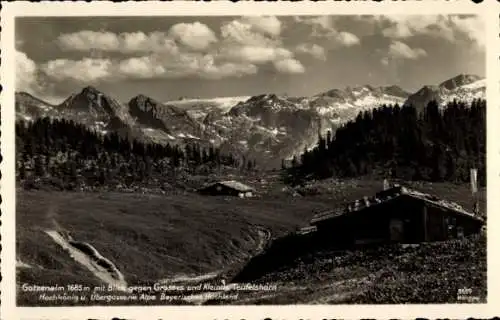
[{"x1": 1, "y1": 2, "x2": 498, "y2": 320}]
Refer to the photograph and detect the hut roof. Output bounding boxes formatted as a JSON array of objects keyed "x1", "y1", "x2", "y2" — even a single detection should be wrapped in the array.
[
  {"x1": 202, "y1": 180, "x2": 254, "y2": 192},
  {"x1": 310, "y1": 185, "x2": 483, "y2": 225}
]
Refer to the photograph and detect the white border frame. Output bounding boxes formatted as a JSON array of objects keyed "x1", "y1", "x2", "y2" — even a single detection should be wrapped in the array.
[{"x1": 1, "y1": 2, "x2": 499, "y2": 319}]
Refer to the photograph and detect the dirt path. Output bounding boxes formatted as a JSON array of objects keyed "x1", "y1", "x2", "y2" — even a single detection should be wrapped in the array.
[
  {"x1": 45, "y1": 229, "x2": 128, "y2": 291},
  {"x1": 255, "y1": 226, "x2": 272, "y2": 253},
  {"x1": 16, "y1": 260, "x2": 33, "y2": 269}
]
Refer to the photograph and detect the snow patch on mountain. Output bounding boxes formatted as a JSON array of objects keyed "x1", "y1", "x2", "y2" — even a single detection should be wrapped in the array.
[{"x1": 166, "y1": 96, "x2": 251, "y2": 120}]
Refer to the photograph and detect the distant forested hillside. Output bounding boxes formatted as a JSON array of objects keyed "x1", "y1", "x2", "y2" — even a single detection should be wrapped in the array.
[
  {"x1": 283, "y1": 99, "x2": 486, "y2": 186},
  {"x1": 15, "y1": 118, "x2": 256, "y2": 191}
]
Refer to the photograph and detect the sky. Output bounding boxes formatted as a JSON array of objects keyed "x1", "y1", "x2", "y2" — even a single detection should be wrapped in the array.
[{"x1": 16, "y1": 15, "x2": 485, "y2": 104}]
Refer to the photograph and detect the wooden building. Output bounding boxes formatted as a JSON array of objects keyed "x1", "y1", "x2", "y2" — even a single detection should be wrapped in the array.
[
  {"x1": 309, "y1": 185, "x2": 484, "y2": 245},
  {"x1": 198, "y1": 180, "x2": 254, "y2": 198}
]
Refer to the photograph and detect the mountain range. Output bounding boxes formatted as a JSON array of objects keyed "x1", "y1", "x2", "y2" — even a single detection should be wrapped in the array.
[{"x1": 15, "y1": 74, "x2": 485, "y2": 167}]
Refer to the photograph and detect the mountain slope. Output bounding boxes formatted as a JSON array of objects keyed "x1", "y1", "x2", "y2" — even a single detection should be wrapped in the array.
[
  {"x1": 405, "y1": 74, "x2": 485, "y2": 111},
  {"x1": 15, "y1": 74, "x2": 485, "y2": 168},
  {"x1": 53, "y1": 86, "x2": 135, "y2": 135},
  {"x1": 128, "y1": 95, "x2": 204, "y2": 143},
  {"x1": 166, "y1": 96, "x2": 251, "y2": 120},
  {"x1": 15, "y1": 92, "x2": 57, "y2": 121},
  {"x1": 204, "y1": 94, "x2": 324, "y2": 165},
  {"x1": 306, "y1": 85, "x2": 410, "y2": 121}
]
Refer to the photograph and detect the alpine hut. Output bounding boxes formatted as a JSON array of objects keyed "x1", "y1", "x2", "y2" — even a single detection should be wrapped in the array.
[
  {"x1": 198, "y1": 180, "x2": 254, "y2": 198},
  {"x1": 309, "y1": 185, "x2": 484, "y2": 245}
]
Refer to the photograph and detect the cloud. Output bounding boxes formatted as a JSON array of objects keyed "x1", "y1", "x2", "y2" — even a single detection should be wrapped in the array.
[
  {"x1": 168, "y1": 22, "x2": 218, "y2": 51},
  {"x1": 219, "y1": 46, "x2": 293, "y2": 64},
  {"x1": 47, "y1": 16, "x2": 318, "y2": 82},
  {"x1": 57, "y1": 31, "x2": 121, "y2": 52},
  {"x1": 150, "y1": 52, "x2": 257, "y2": 79},
  {"x1": 41, "y1": 51, "x2": 258, "y2": 82},
  {"x1": 16, "y1": 51, "x2": 65, "y2": 102},
  {"x1": 118, "y1": 56, "x2": 166, "y2": 79},
  {"x1": 294, "y1": 16, "x2": 360, "y2": 47},
  {"x1": 239, "y1": 16, "x2": 282, "y2": 37},
  {"x1": 388, "y1": 41, "x2": 427, "y2": 60},
  {"x1": 57, "y1": 30, "x2": 177, "y2": 53},
  {"x1": 273, "y1": 58, "x2": 305, "y2": 74},
  {"x1": 217, "y1": 16, "x2": 303, "y2": 71},
  {"x1": 220, "y1": 19, "x2": 279, "y2": 47},
  {"x1": 294, "y1": 16, "x2": 335, "y2": 37},
  {"x1": 449, "y1": 15, "x2": 485, "y2": 48},
  {"x1": 193, "y1": 56, "x2": 258, "y2": 80},
  {"x1": 16, "y1": 51, "x2": 40, "y2": 92},
  {"x1": 118, "y1": 31, "x2": 178, "y2": 53},
  {"x1": 295, "y1": 43, "x2": 326, "y2": 61},
  {"x1": 41, "y1": 58, "x2": 114, "y2": 82},
  {"x1": 380, "y1": 15, "x2": 444, "y2": 39},
  {"x1": 336, "y1": 32, "x2": 360, "y2": 46},
  {"x1": 57, "y1": 27, "x2": 216, "y2": 53},
  {"x1": 379, "y1": 15, "x2": 484, "y2": 48}
]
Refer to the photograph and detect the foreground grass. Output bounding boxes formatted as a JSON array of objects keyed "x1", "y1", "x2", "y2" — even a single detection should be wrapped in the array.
[
  {"x1": 16, "y1": 179, "x2": 486, "y2": 305},
  {"x1": 231, "y1": 234, "x2": 486, "y2": 304},
  {"x1": 17, "y1": 189, "x2": 331, "y2": 305}
]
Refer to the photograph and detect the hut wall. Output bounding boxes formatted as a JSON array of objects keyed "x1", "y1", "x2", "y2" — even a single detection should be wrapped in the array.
[
  {"x1": 421, "y1": 202, "x2": 483, "y2": 241},
  {"x1": 315, "y1": 197, "x2": 425, "y2": 246}
]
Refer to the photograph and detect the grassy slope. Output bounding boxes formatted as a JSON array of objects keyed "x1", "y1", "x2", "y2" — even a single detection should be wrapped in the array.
[
  {"x1": 17, "y1": 189, "x2": 332, "y2": 304},
  {"x1": 230, "y1": 235, "x2": 486, "y2": 304},
  {"x1": 16, "y1": 179, "x2": 486, "y2": 305}
]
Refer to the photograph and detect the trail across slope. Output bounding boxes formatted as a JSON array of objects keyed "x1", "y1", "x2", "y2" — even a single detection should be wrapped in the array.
[{"x1": 45, "y1": 228, "x2": 127, "y2": 290}]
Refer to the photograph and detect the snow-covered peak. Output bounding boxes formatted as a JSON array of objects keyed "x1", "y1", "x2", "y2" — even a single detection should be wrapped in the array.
[
  {"x1": 405, "y1": 75, "x2": 485, "y2": 110},
  {"x1": 439, "y1": 74, "x2": 482, "y2": 91}
]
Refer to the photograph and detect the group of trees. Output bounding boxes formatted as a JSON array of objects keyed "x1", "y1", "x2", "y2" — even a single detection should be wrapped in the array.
[
  {"x1": 284, "y1": 99, "x2": 486, "y2": 186},
  {"x1": 16, "y1": 117, "x2": 256, "y2": 190}
]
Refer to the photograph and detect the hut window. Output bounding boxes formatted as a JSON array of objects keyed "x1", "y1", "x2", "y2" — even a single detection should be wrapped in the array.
[{"x1": 216, "y1": 186, "x2": 222, "y2": 191}]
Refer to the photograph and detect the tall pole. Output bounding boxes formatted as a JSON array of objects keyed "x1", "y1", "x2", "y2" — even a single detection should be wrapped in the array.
[{"x1": 471, "y1": 168, "x2": 478, "y2": 215}]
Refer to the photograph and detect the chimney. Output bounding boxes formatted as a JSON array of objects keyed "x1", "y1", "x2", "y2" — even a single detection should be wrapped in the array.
[{"x1": 470, "y1": 168, "x2": 479, "y2": 215}]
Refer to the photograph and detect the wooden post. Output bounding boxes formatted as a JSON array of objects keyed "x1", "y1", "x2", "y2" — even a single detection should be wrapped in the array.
[{"x1": 422, "y1": 205, "x2": 429, "y2": 242}]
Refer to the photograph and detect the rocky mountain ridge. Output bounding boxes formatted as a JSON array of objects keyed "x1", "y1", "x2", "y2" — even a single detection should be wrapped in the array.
[{"x1": 16, "y1": 74, "x2": 485, "y2": 167}]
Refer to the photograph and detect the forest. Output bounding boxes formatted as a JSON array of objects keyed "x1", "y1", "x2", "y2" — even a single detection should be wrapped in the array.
[
  {"x1": 15, "y1": 117, "x2": 255, "y2": 191},
  {"x1": 15, "y1": 98, "x2": 486, "y2": 192},
  {"x1": 283, "y1": 99, "x2": 486, "y2": 186}
]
